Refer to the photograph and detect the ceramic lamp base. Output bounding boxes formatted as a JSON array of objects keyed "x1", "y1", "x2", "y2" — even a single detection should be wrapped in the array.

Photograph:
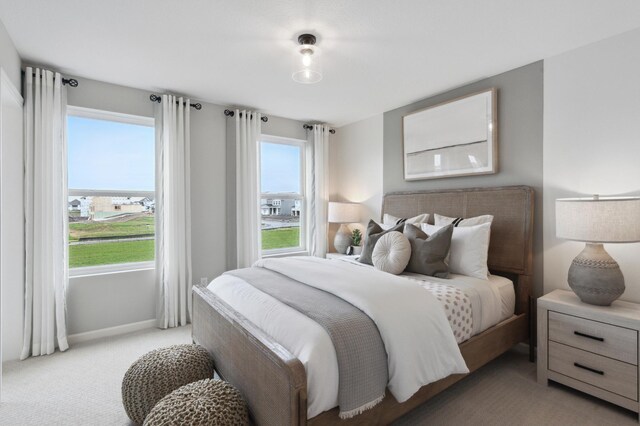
[
  {"x1": 334, "y1": 224, "x2": 352, "y2": 254},
  {"x1": 568, "y1": 243, "x2": 625, "y2": 306}
]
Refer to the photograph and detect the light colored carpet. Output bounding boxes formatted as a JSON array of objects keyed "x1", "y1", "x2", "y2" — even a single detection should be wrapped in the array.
[
  {"x1": 394, "y1": 345, "x2": 638, "y2": 426},
  {"x1": 1, "y1": 326, "x2": 192, "y2": 426},
  {"x1": 1, "y1": 328, "x2": 637, "y2": 425}
]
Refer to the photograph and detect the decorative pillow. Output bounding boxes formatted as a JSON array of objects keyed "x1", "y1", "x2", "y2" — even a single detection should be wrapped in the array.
[
  {"x1": 372, "y1": 231, "x2": 411, "y2": 275},
  {"x1": 382, "y1": 213, "x2": 430, "y2": 227},
  {"x1": 403, "y1": 223, "x2": 453, "y2": 278},
  {"x1": 434, "y1": 213, "x2": 493, "y2": 227},
  {"x1": 358, "y1": 220, "x2": 404, "y2": 265},
  {"x1": 421, "y1": 222, "x2": 491, "y2": 280}
]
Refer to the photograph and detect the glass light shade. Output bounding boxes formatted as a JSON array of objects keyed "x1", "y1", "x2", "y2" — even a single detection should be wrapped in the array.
[
  {"x1": 292, "y1": 44, "x2": 322, "y2": 84},
  {"x1": 328, "y1": 202, "x2": 359, "y2": 223},
  {"x1": 556, "y1": 196, "x2": 640, "y2": 243}
]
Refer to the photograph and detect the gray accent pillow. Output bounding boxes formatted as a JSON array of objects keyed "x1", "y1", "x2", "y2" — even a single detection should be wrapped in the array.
[
  {"x1": 403, "y1": 223, "x2": 454, "y2": 278},
  {"x1": 358, "y1": 220, "x2": 404, "y2": 265}
]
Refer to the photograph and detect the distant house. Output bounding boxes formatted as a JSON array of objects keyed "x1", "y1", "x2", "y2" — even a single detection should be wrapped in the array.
[
  {"x1": 291, "y1": 199, "x2": 301, "y2": 217},
  {"x1": 261, "y1": 199, "x2": 281, "y2": 216},
  {"x1": 68, "y1": 199, "x2": 81, "y2": 217},
  {"x1": 68, "y1": 197, "x2": 91, "y2": 218},
  {"x1": 91, "y1": 196, "x2": 145, "y2": 219},
  {"x1": 261, "y1": 198, "x2": 301, "y2": 217},
  {"x1": 139, "y1": 197, "x2": 155, "y2": 212}
]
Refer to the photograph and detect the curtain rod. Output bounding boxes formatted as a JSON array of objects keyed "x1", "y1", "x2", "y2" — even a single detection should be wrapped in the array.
[
  {"x1": 303, "y1": 124, "x2": 336, "y2": 134},
  {"x1": 224, "y1": 109, "x2": 269, "y2": 123},
  {"x1": 149, "y1": 94, "x2": 202, "y2": 110},
  {"x1": 22, "y1": 70, "x2": 78, "y2": 87}
]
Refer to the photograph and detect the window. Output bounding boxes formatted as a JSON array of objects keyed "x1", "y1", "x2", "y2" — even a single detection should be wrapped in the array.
[
  {"x1": 67, "y1": 107, "x2": 155, "y2": 272},
  {"x1": 260, "y1": 135, "x2": 306, "y2": 254}
]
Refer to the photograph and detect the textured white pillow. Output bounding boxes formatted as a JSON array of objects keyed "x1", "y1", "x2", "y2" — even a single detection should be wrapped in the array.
[
  {"x1": 434, "y1": 213, "x2": 493, "y2": 227},
  {"x1": 372, "y1": 231, "x2": 411, "y2": 275},
  {"x1": 422, "y1": 223, "x2": 491, "y2": 280},
  {"x1": 383, "y1": 213, "x2": 430, "y2": 227}
]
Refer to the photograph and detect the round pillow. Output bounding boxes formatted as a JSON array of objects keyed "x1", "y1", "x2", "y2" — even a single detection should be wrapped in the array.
[
  {"x1": 122, "y1": 344, "x2": 214, "y2": 425},
  {"x1": 143, "y1": 379, "x2": 249, "y2": 426},
  {"x1": 372, "y1": 231, "x2": 411, "y2": 274}
]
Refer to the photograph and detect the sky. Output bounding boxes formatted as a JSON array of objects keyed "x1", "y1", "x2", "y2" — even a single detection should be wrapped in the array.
[
  {"x1": 68, "y1": 116, "x2": 300, "y2": 193},
  {"x1": 68, "y1": 116, "x2": 155, "y2": 191},
  {"x1": 260, "y1": 142, "x2": 301, "y2": 194}
]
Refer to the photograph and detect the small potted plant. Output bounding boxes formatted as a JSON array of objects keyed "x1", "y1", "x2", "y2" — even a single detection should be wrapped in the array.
[{"x1": 350, "y1": 229, "x2": 362, "y2": 255}]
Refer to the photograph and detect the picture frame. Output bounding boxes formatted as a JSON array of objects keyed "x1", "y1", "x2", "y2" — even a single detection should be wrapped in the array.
[{"x1": 402, "y1": 88, "x2": 498, "y2": 181}]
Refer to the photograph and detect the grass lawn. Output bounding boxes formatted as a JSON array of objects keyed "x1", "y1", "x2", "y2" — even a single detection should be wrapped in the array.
[
  {"x1": 262, "y1": 227, "x2": 300, "y2": 250},
  {"x1": 68, "y1": 221, "x2": 299, "y2": 267},
  {"x1": 69, "y1": 216, "x2": 154, "y2": 241},
  {"x1": 69, "y1": 239, "x2": 154, "y2": 268}
]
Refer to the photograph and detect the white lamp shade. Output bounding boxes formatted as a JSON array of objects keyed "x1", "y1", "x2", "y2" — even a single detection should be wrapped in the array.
[
  {"x1": 556, "y1": 197, "x2": 640, "y2": 243},
  {"x1": 328, "y1": 202, "x2": 359, "y2": 224}
]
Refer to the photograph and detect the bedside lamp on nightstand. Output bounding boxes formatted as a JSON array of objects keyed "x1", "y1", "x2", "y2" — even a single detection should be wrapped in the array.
[
  {"x1": 556, "y1": 195, "x2": 640, "y2": 306},
  {"x1": 328, "y1": 202, "x2": 360, "y2": 254}
]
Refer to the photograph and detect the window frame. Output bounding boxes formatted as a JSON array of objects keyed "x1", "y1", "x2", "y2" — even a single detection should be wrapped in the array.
[
  {"x1": 66, "y1": 106, "x2": 156, "y2": 277},
  {"x1": 259, "y1": 134, "x2": 307, "y2": 257}
]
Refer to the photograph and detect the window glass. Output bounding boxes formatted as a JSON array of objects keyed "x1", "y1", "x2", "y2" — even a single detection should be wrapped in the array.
[
  {"x1": 260, "y1": 139, "x2": 304, "y2": 252},
  {"x1": 67, "y1": 113, "x2": 155, "y2": 269},
  {"x1": 260, "y1": 142, "x2": 301, "y2": 194},
  {"x1": 68, "y1": 116, "x2": 155, "y2": 191}
]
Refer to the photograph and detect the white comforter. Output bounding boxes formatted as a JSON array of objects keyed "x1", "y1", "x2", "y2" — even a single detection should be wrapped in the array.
[{"x1": 209, "y1": 256, "x2": 468, "y2": 417}]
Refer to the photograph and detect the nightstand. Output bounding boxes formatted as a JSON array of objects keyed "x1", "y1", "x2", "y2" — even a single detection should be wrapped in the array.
[
  {"x1": 538, "y1": 289, "x2": 640, "y2": 419},
  {"x1": 326, "y1": 253, "x2": 358, "y2": 260}
]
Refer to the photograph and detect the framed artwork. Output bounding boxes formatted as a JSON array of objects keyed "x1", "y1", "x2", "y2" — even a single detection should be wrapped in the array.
[{"x1": 403, "y1": 88, "x2": 497, "y2": 180}]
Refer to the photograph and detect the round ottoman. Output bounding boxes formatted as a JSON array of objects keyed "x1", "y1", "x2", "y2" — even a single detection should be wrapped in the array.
[
  {"x1": 143, "y1": 379, "x2": 249, "y2": 426},
  {"x1": 122, "y1": 344, "x2": 214, "y2": 425}
]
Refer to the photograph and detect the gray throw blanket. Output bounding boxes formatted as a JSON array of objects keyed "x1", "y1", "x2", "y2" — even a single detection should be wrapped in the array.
[{"x1": 225, "y1": 267, "x2": 388, "y2": 419}]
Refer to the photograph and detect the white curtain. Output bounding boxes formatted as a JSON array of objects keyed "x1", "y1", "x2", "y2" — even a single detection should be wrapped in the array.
[
  {"x1": 22, "y1": 67, "x2": 69, "y2": 359},
  {"x1": 156, "y1": 95, "x2": 192, "y2": 328},
  {"x1": 236, "y1": 110, "x2": 262, "y2": 268},
  {"x1": 306, "y1": 124, "x2": 330, "y2": 257}
]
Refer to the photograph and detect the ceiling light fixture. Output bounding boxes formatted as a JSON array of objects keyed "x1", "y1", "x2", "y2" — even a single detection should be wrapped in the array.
[{"x1": 292, "y1": 33, "x2": 322, "y2": 84}]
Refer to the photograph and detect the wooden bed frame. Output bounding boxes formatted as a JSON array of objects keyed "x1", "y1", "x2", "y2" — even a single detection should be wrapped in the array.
[{"x1": 193, "y1": 185, "x2": 534, "y2": 425}]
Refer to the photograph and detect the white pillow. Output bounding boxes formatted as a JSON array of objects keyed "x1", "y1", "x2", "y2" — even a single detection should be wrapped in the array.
[
  {"x1": 421, "y1": 222, "x2": 491, "y2": 280},
  {"x1": 372, "y1": 231, "x2": 411, "y2": 275},
  {"x1": 383, "y1": 213, "x2": 429, "y2": 227},
  {"x1": 434, "y1": 213, "x2": 493, "y2": 227}
]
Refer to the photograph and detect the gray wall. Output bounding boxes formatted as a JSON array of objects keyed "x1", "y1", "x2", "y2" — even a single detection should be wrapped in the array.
[
  {"x1": 0, "y1": 19, "x2": 20, "y2": 88},
  {"x1": 64, "y1": 77, "x2": 158, "y2": 334},
  {"x1": 62, "y1": 76, "x2": 305, "y2": 334},
  {"x1": 63, "y1": 75, "x2": 230, "y2": 334},
  {"x1": 225, "y1": 113, "x2": 307, "y2": 269},
  {"x1": 328, "y1": 114, "x2": 384, "y2": 251},
  {"x1": 383, "y1": 61, "x2": 544, "y2": 296},
  {"x1": 0, "y1": 22, "x2": 22, "y2": 360},
  {"x1": 544, "y1": 28, "x2": 640, "y2": 303}
]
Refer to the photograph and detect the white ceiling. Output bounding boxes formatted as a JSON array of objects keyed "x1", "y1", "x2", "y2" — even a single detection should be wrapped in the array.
[{"x1": 2, "y1": 1, "x2": 640, "y2": 126}]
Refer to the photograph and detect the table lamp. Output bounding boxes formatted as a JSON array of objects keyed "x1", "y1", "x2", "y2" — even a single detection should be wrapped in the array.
[
  {"x1": 556, "y1": 195, "x2": 640, "y2": 305},
  {"x1": 328, "y1": 202, "x2": 360, "y2": 254}
]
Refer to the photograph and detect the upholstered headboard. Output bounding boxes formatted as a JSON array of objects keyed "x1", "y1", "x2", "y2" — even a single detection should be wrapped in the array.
[
  {"x1": 382, "y1": 185, "x2": 534, "y2": 277},
  {"x1": 382, "y1": 185, "x2": 534, "y2": 315}
]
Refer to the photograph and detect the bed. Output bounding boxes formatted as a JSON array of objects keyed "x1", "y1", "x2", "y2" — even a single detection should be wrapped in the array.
[{"x1": 192, "y1": 185, "x2": 534, "y2": 425}]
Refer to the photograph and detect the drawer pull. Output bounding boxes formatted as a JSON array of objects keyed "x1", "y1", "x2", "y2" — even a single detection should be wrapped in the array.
[
  {"x1": 574, "y1": 362, "x2": 604, "y2": 376},
  {"x1": 574, "y1": 331, "x2": 604, "y2": 342}
]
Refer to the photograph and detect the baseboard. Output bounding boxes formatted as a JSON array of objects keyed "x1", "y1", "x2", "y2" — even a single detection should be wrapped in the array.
[{"x1": 67, "y1": 319, "x2": 157, "y2": 345}]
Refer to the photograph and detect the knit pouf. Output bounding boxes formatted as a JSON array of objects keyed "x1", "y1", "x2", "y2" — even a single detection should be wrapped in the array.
[
  {"x1": 122, "y1": 344, "x2": 214, "y2": 425},
  {"x1": 143, "y1": 379, "x2": 249, "y2": 426}
]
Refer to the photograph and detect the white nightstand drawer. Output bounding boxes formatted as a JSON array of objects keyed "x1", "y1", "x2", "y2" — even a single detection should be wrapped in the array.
[
  {"x1": 549, "y1": 310, "x2": 638, "y2": 365},
  {"x1": 548, "y1": 341, "x2": 638, "y2": 401}
]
